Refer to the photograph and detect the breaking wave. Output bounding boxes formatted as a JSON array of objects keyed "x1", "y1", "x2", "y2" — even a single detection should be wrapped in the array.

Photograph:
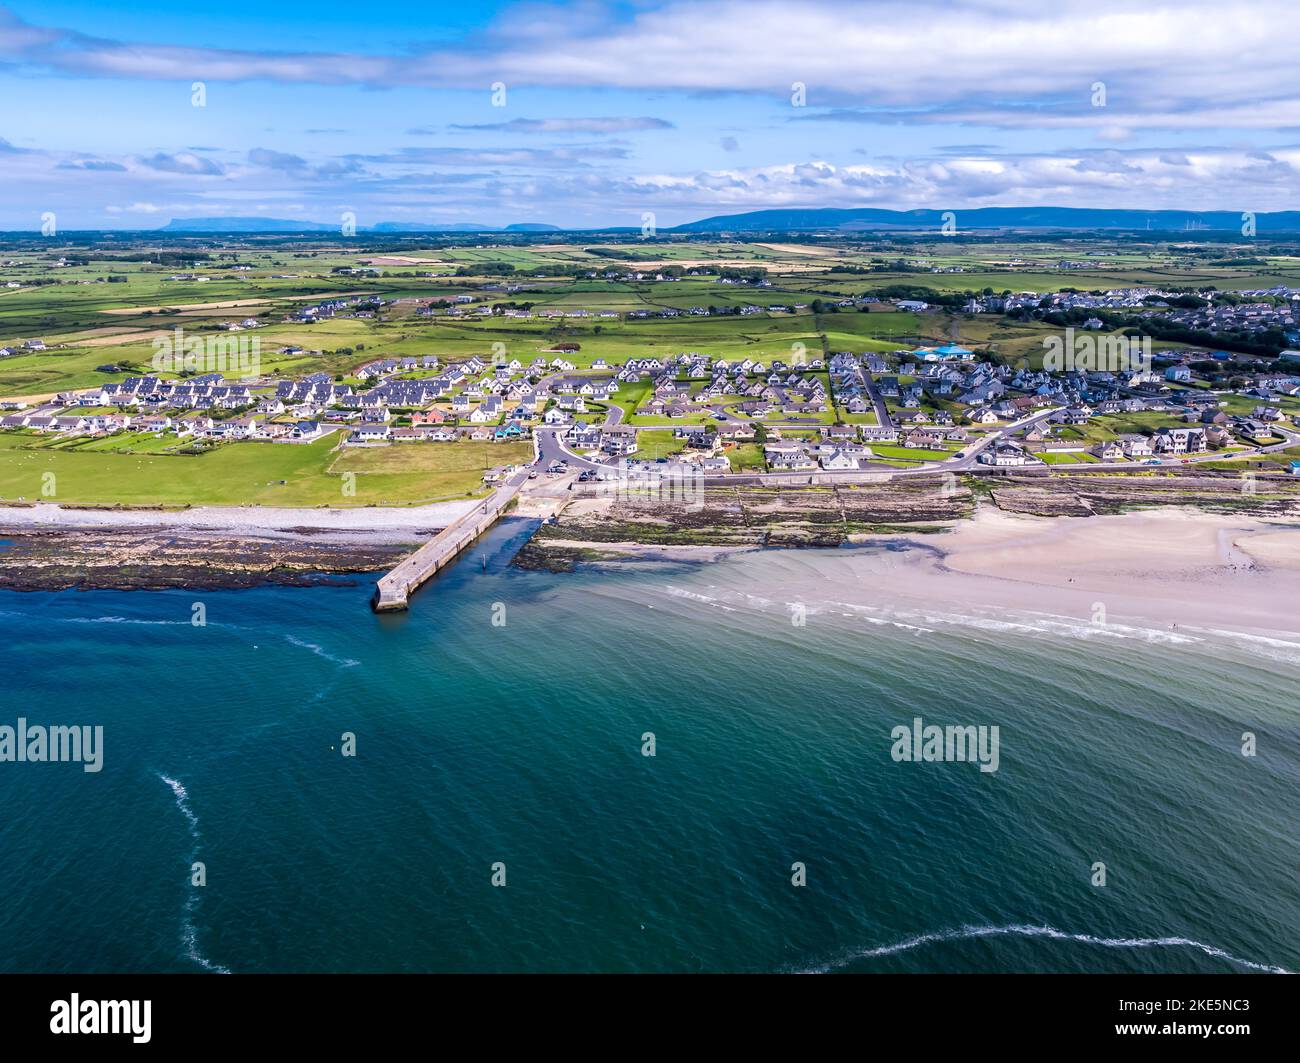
[
  {"x1": 802, "y1": 923, "x2": 1291, "y2": 974},
  {"x1": 158, "y1": 773, "x2": 231, "y2": 974},
  {"x1": 284, "y1": 634, "x2": 359, "y2": 668}
]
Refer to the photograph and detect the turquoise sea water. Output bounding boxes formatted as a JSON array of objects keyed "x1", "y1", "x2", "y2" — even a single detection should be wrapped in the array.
[{"x1": 1, "y1": 518, "x2": 1296, "y2": 974}]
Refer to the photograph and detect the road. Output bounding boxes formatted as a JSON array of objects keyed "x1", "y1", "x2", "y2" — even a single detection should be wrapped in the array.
[{"x1": 852, "y1": 363, "x2": 895, "y2": 430}]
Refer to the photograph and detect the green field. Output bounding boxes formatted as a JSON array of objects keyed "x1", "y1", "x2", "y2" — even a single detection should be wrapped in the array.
[
  {"x1": 6, "y1": 231, "x2": 1294, "y2": 398},
  {"x1": 633, "y1": 430, "x2": 689, "y2": 460},
  {"x1": 0, "y1": 432, "x2": 531, "y2": 506},
  {"x1": 726, "y1": 443, "x2": 766, "y2": 472},
  {"x1": 4, "y1": 230, "x2": 1297, "y2": 506}
]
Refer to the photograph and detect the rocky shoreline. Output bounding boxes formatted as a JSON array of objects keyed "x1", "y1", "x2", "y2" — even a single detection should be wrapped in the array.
[
  {"x1": 513, "y1": 472, "x2": 1300, "y2": 571},
  {"x1": 6, "y1": 472, "x2": 1300, "y2": 590},
  {"x1": 0, "y1": 526, "x2": 416, "y2": 592}
]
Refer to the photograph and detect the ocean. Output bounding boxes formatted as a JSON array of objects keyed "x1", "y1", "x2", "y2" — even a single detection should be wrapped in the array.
[{"x1": 1, "y1": 517, "x2": 1296, "y2": 974}]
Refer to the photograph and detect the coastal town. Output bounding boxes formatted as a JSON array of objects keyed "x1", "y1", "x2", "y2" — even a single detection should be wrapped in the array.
[
  {"x1": 6, "y1": 233, "x2": 1300, "y2": 603},
  {"x1": 4, "y1": 297, "x2": 1300, "y2": 491},
  {"x1": 6, "y1": 0, "x2": 1300, "y2": 1002}
]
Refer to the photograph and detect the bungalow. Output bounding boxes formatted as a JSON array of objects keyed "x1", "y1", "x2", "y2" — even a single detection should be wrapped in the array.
[
  {"x1": 716, "y1": 422, "x2": 755, "y2": 442},
  {"x1": 352, "y1": 423, "x2": 391, "y2": 442},
  {"x1": 1054, "y1": 406, "x2": 1093, "y2": 426},
  {"x1": 766, "y1": 448, "x2": 816, "y2": 471},
  {"x1": 212, "y1": 416, "x2": 259, "y2": 440},
  {"x1": 1233, "y1": 419, "x2": 1276, "y2": 445},
  {"x1": 52, "y1": 415, "x2": 90, "y2": 434},
  {"x1": 858, "y1": 424, "x2": 900, "y2": 443},
  {"x1": 696, "y1": 456, "x2": 731, "y2": 473},
  {"x1": 978, "y1": 441, "x2": 1033, "y2": 467},
  {"x1": 174, "y1": 415, "x2": 214, "y2": 437},
  {"x1": 819, "y1": 449, "x2": 860, "y2": 470}
]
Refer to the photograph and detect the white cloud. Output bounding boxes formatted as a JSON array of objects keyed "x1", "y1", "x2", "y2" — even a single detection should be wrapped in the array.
[
  {"x1": 1, "y1": 2, "x2": 1296, "y2": 132},
  {"x1": 449, "y1": 117, "x2": 673, "y2": 134},
  {"x1": 615, "y1": 148, "x2": 1300, "y2": 214}
]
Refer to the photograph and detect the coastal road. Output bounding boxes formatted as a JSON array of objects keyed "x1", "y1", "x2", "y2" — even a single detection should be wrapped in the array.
[
  {"x1": 535, "y1": 425, "x2": 601, "y2": 472},
  {"x1": 528, "y1": 398, "x2": 1300, "y2": 496}
]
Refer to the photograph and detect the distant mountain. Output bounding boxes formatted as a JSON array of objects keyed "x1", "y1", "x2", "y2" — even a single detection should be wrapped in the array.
[
  {"x1": 369, "y1": 221, "x2": 495, "y2": 232},
  {"x1": 670, "y1": 206, "x2": 1300, "y2": 233},
  {"x1": 154, "y1": 207, "x2": 1300, "y2": 236},
  {"x1": 158, "y1": 217, "x2": 554, "y2": 233},
  {"x1": 157, "y1": 216, "x2": 338, "y2": 232}
]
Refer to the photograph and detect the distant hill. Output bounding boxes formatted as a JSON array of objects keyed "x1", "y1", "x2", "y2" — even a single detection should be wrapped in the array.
[
  {"x1": 157, "y1": 217, "x2": 338, "y2": 232},
  {"x1": 369, "y1": 221, "x2": 494, "y2": 232},
  {"x1": 669, "y1": 206, "x2": 1300, "y2": 233},
  {"x1": 158, "y1": 217, "x2": 554, "y2": 233},
  {"x1": 154, "y1": 208, "x2": 1300, "y2": 236}
]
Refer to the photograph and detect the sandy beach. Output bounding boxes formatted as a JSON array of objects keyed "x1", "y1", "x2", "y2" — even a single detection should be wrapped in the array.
[
  {"x1": 7, "y1": 492, "x2": 1300, "y2": 642},
  {"x1": 900, "y1": 506, "x2": 1300, "y2": 635},
  {"x1": 557, "y1": 505, "x2": 1300, "y2": 642}
]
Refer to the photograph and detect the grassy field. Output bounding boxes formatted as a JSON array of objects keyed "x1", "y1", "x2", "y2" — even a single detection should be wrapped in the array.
[
  {"x1": 868, "y1": 444, "x2": 951, "y2": 461},
  {"x1": 633, "y1": 430, "x2": 689, "y2": 460},
  {"x1": 5, "y1": 232, "x2": 1288, "y2": 397},
  {"x1": 0, "y1": 432, "x2": 530, "y2": 506},
  {"x1": 726, "y1": 443, "x2": 766, "y2": 471}
]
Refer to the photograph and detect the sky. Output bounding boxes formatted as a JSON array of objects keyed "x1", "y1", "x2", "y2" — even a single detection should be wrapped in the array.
[{"x1": 1, "y1": 0, "x2": 1298, "y2": 230}]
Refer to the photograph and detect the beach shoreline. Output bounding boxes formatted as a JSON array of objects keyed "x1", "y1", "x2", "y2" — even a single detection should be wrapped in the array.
[
  {"x1": 539, "y1": 505, "x2": 1300, "y2": 642},
  {"x1": 4, "y1": 492, "x2": 1300, "y2": 640}
]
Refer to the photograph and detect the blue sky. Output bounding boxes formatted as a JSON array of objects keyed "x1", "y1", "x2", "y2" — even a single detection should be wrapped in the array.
[{"x1": 2, "y1": 0, "x2": 1298, "y2": 229}]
